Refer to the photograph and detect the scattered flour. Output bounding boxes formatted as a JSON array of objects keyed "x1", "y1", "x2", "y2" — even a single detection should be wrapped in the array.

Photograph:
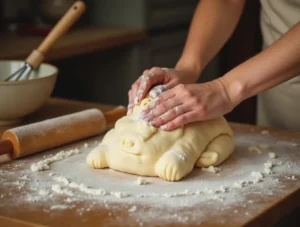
[
  {"x1": 84, "y1": 143, "x2": 89, "y2": 148},
  {"x1": 264, "y1": 159, "x2": 275, "y2": 174},
  {"x1": 50, "y1": 205, "x2": 69, "y2": 210},
  {"x1": 51, "y1": 184, "x2": 74, "y2": 196},
  {"x1": 268, "y1": 152, "x2": 276, "y2": 159},
  {"x1": 135, "y1": 177, "x2": 150, "y2": 185},
  {"x1": 1, "y1": 132, "x2": 300, "y2": 226},
  {"x1": 20, "y1": 175, "x2": 30, "y2": 180},
  {"x1": 38, "y1": 190, "x2": 49, "y2": 196},
  {"x1": 201, "y1": 166, "x2": 221, "y2": 173},
  {"x1": 51, "y1": 173, "x2": 129, "y2": 198},
  {"x1": 251, "y1": 171, "x2": 264, "y2": 183},
  {"x1": 128, "y1": 205, "x2": 137, "y2": 212},
  {"x1": 31, "y1": 149, "x2": 80, "y2": 172},
  {"x1": 248, "y1": 145, "x2": 263, "y2": 154}
]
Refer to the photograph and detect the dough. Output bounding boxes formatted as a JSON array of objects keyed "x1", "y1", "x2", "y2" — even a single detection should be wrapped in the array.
[{"x1": 86, "y1": 96, "x2": 235, "y2": 181}]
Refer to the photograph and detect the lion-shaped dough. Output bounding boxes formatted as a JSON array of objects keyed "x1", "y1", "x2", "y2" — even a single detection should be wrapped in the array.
[{"x1": 86, "y1": 96, "x2": 234, "y2": 181}]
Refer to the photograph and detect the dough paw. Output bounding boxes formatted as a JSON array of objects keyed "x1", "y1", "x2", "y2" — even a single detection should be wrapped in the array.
[
  {"x1": 86, "y1": 145, "x2": 108, "y2": 169},
  {"x1": 196, "y1": 134, "x2": 234, "y2": 167},
  {"x1": 196, "y1": 151, "x2": 219, "y2": 167},
  {"x1": 156, "y1": 163, "x2": 183, "y2": 181},
  {"x1": 155, "y1": 151, "x2": 193, "y2": 181}
]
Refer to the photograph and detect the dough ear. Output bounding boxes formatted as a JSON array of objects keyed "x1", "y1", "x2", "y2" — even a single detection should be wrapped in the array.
[
  {"x1": 196, "y1": 134, "x2": 234, "y2": 167},
  {"x1": 86, "y1": 145, "x2": 109, "y2": 169}
]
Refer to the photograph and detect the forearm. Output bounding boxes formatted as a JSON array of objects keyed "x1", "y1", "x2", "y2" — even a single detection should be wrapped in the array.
[
  {"x1": 175, "y1": 0, "x2": 245, "y2": 80},
  {"x1": 221, "y1": 22, "x2": 300, "y2": 107}
]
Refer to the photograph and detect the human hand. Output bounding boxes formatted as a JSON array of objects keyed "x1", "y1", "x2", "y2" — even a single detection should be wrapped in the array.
[
  {"x1": 127, "y1": 67, "x2": 198, "y2": 115},
  {"x1": 139, "y1": 79, "x2": 234, "y2": 131}
]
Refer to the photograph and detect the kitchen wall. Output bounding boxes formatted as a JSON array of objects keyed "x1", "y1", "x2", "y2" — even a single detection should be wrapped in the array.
[{"x1": 0, "y1": 0, "x2": 221, "y2": 107}]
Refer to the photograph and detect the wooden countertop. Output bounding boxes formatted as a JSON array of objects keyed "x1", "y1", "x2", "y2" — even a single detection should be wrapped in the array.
[
  {"x1": 0, "y1": 98, "x2": 299, "y2": 227},
  {"x1": 0, "y1": 27, "x2": 147, "y2": 61}
]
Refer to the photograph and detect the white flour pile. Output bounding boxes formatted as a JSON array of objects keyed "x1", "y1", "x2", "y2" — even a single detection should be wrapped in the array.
[{"x1": 0, "y1": 130, "x2": 300, "y2": 226}]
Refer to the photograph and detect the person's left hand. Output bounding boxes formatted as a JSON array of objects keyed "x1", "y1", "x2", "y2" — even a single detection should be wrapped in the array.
[{"x1": 139, "y1": 79, "x2": 234, "y2": 131}]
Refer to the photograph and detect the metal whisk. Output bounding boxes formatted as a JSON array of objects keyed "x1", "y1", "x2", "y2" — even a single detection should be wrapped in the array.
[{"x1": 5, "y1": 1, "x2": 86, "y2": 82}]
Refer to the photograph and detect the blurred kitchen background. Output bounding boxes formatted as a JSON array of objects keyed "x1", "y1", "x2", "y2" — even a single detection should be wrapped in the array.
[{"x1": 0, "y1": 0, "x2": 261, "y2": 124}]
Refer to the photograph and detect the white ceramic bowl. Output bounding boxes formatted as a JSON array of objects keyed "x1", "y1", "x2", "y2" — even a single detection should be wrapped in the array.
[{"x1": 0, "y1": 61, "x2": 58, "y2": 125}]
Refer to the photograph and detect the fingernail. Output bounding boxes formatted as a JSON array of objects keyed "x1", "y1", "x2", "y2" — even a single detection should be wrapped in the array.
[
  {"x1": 160, "y1": 125, "x2": 168, "y2": 130},
  {"x1": 150, "y1": 121, "x2": 155, "y2": 126}
]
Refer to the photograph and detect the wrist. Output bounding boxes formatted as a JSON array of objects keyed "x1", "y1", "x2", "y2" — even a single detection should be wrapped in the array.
[
  {"x1": 217, "y1": 75, "x2": 246, "y2": 108},
  {"x1": 175, "y1": 57, "x2": 203, "y2": 83}
]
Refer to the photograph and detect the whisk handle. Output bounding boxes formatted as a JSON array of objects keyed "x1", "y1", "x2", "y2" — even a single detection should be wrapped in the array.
[
  {"x1": 26, "y1": 1, "x2": 86, "y2": 68},
  {"x1": 38, "y1": 1, "x2": 86, "y2": 54}
]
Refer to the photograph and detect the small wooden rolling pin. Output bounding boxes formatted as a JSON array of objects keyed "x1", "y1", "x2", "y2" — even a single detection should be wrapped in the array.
[{"x1": 0, "y1": 107, "x2": 126, "y2": 160}]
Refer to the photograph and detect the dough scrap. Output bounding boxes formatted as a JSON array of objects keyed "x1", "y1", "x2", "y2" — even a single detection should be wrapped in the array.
[{"x1": 86, "y1": 96, "x2": 235, "y2": 181}]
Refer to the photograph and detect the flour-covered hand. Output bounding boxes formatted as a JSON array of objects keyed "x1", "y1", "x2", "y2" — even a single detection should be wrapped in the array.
[
  {"x1": 127, "y1": 67, "x2": 198, "y2": 115},
  {"x1": 140, "y1": 79, "x2": 234, "y2": 131}
]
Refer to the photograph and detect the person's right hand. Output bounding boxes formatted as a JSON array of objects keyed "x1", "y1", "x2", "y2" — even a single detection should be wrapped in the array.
[{"x1": 127, "y1": 67, "x2": 198, "y2": 115}]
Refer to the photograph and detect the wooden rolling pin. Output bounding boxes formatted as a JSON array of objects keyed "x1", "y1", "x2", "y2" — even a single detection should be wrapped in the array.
[{"x1": 0, "y1": 107, "x2": 126, "y2": 160}]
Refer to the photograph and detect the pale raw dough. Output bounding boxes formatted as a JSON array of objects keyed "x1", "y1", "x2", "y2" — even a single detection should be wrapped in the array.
[{"x1": 86, "y1": 96, "x2": 235, "y2": 181}]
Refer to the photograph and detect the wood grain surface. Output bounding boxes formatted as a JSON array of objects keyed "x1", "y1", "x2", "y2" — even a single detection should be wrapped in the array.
[{"x1": 0, "y1": 98, "x2": 299, "y2": 227}]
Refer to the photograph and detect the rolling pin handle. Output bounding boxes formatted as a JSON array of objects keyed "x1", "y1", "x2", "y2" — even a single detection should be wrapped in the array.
[
  {"x1": 104, "y1": 106, "x2": 127, "y2": 124},
  {"x1": 0, "y1": 139, "x2": 13, "y2": 156}
]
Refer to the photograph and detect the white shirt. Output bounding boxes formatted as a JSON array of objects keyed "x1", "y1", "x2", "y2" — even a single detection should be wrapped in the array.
[{"x1": 257, "y1": 0, "x2": 300, "y2": 131}]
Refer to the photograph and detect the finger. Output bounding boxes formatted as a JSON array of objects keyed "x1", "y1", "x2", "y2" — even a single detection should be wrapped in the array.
[
  {"x1": 129, "y1": 80, "x2": 142, "y2": 104},
  {"x1": 139, "y1": 94, "x2": 176, "y2": 121},
  {"x1": 127, "y1": 89, "x2": 135, "y2": 115},
  {"x1": 135, "y1": 67, "x2": 168, "y2": 103},
  {"x1": 150, "y1": 104, "x2": 186, "y2": 127},
  {"x1": 145, "y1": 96, "x2": 183, "y2": 122},
  {"x1": 159, "y1": 110, "x2": 198, "y2": 131},
  {"x1": 148, "y1": 84, "x2": 168, "y2": 99},
  {"x1": 141, "y1": 86, "x2": 179, "y2": 115}
]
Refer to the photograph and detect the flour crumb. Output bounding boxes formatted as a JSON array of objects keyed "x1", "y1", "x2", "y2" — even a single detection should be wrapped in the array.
[
  {"x1": 84, "y1": 143, "x2": 89, "y2": 148},
  {"x1": 291, "y1": 175, "x2": 296, "y2": 180},
  {"x1": 51, "y1": 184, "x2": 74, "y2": 196},
  {"x1": 248, "y1": 200, "x2": 254, "y2": 203},
  {"x1": 135, "y1": 177, "x2": 149, "y2": 185},
  {"x1": 261, "y1": 130, "x2": 269, "y2": 134},
  {"x1": 219, "y1": 186, "x2": 228, "y2": 193},
  {"x1": 128, "y1": 206, "x2": 137, "y2": 212},
  {"x1": 234, "y1": 210, "x2": 238, "y2": 213},
  {"x1": 38, "y1": 190, "x2": 49, "y2": 196},
  {"x1": 20, "y1": 175, "x2": 30, "y2": 180},
  {"x1": 264, "y1": 159, "x2": 275, "y2": 174},
  {"x1": 53, "y1": 175, "x2": 69, "y2": 185},
  {"x1": 248, "y1": 145, "x2": 262, "y2": 154},
  {"x1": 251, "y1": 171, "x2": 264, "y2": 183},
  {"x1": 202, "y1": 166, "x2": 221, "y2": 173},
  {"x1": 111, "y1": 191, "x2": 129, "y2": 198},
  {"x1": 31, "y1": 149, "x2": 80, "y2": 172},
  {"x1": 66, "y1": 198, "x2": 74, "y2": 203},
  {"x1": 268, "y1": 152, "x2": 276, "y2": 159},
  {"x1": 245, "y1": 212, "x2": 249, "y2": 216},
  {"x1": 50, "y1": 205, "x2": 68, "y2": 210},
  {"x1": 233, "y1": 181, "x2": 247, "y2": 188}
]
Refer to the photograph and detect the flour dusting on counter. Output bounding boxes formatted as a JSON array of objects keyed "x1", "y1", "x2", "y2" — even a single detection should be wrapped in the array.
[{"x1": 1, "y1": 130, "x2": 300, "y2": 226}]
